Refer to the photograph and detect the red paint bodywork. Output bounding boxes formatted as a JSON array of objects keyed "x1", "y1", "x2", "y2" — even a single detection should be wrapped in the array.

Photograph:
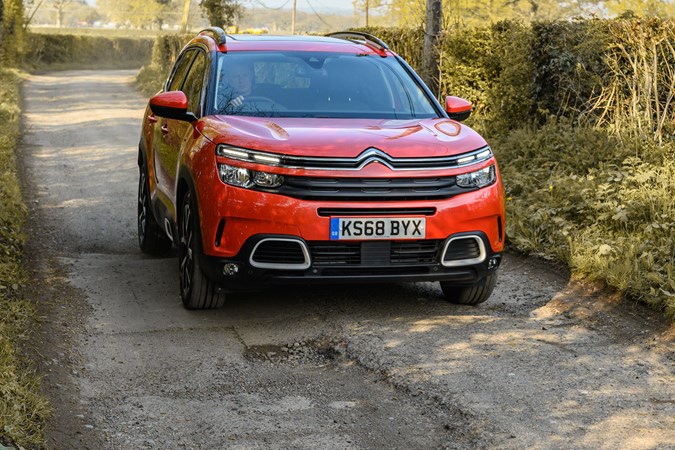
[
  {"x1": 143, "y1": 114, "x2": 506, "y2": 258},
  {"x1": 445, "y1": 96, "x2": 473, "y2": 114},
  {"x1": 150, "y1": 91, "x2": 189, "y2": 111},
  {"x1": 141, "y1": 34, "x2": 506, "y2": 270}
]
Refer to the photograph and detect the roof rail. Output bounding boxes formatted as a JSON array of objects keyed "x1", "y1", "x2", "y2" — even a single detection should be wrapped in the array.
[
  {"x1": 326, "y1": 31, "x2": 390, "y2": 52},
  {"x1": 198, "y1": 27, "x2": 230, "y2": 48}
]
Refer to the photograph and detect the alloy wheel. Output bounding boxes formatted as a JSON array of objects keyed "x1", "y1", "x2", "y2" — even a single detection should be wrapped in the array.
[
  {"x1": 179, "y1": 199, "x2": 194, "y2": 298},
  {"x1": 138, "y1": 171, "x2": 148, "y2": 244}
]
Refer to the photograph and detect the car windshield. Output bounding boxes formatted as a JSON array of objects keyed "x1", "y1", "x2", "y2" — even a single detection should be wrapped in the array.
[{"x1": 213, "y1": 51, "x2": 439, "y2": 119}]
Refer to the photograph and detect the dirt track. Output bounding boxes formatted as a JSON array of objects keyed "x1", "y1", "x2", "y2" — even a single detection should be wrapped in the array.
[{"x1": 20, "y1": 70, "x2": 675, "y2": 449}]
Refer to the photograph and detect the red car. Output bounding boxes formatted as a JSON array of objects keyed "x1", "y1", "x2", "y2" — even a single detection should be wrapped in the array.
[{"x1": 138, "y1": 28, "x2": 505, "y2": 309}]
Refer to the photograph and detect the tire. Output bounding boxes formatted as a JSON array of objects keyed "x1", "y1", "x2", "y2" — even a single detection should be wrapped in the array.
[
  {"x1": 178, "y1": 190, "x2": 226, "y2": 310},
  {"x1": 138, "y1": 166, "x2": 172, "y2": 255},
  {"x1": 440, "y1": 272, "x2": 498, "y2": 305}
]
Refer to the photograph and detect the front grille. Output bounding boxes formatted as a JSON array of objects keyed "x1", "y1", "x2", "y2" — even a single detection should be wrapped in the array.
[
  {"x1": 272, "y1": 176, "x2": 474, "y2": 201},
  {"x1": 308, "y1": 240, "x2": 441, "y2": 266},
  {"x1": 317, "y1": 207, "x2": 436, "y2": 217},
  {"x1": 443, "y1": 238, "x2": 481, "y2": 262},
  {"x1": 310, "y1": 242, "x2": 360, "y2": 265},
  {"x1": 391, "y1": 241, "x2": 440, "y2": 264},
  {"x1": 281, "y1": 146, "x2": 492, "y2": 171},
  {"x1": 251, "y1": 240, "x2": 307, "y2": 265}
]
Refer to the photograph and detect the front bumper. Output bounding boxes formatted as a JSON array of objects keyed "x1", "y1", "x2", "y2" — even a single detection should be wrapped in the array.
[
  {"x1": 193, "y1": 167, "x2": 505, "y2": 290},
  {"x1": 200, "y1": 232, "x2": 502, "y2": 291}
]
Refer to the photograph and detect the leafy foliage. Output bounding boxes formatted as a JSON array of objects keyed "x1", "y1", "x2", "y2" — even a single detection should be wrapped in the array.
[
  {"x1": 495, "y1": 121, "x2": 675, "y2": 318},
  {"x1": 200, "y1": 0, "x2": 242, "y2": 27}
]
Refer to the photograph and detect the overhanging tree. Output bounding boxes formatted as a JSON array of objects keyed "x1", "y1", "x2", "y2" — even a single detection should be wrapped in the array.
[{"x1": 200, "y1": 0, "x2": 242, "y2": 28}]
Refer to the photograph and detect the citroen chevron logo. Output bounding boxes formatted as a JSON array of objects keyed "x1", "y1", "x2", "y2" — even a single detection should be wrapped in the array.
[{"x1": 355, "y1": 148, "x2": 396, "y2": 168}]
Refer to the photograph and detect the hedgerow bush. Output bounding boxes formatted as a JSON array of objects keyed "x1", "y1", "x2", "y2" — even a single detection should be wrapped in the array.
[
  {"x1": 493, "y1": 121, "x2": 675, "y2": 318},
  {"x1": 25, "y1": 33, "x2": 153, "y2": 69},
  {"x1": 136, "y1": 34, "x2": 191, "y2": 96}
]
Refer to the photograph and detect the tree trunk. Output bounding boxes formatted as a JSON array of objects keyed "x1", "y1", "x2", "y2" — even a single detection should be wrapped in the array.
[
  {"x1": 291, "y1": 0, "x2": 296, "y2": 34},
  {"x1": 366, "y1": 0, "x2": 369, "y2": 27},
  {"x1": 422, "y1": 0, "x2": 441, "y2": 97},
  {"x1": 180, "y1": 0, "x2": 190, "y2": 33}
]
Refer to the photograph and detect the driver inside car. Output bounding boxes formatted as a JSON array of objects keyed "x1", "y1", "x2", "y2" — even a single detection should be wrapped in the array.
[{"x1": 217, "y1": 62, "x2": 254, "y2": 112}]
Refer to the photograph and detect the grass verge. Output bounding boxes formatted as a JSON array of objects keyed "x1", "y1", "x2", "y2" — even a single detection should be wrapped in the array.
[
  {"x1": 493, "y1": 119, "x2": 675, "y2": 320},
  {"x1": 0, "y1": 68, "x2": 51, "y2": 448}
]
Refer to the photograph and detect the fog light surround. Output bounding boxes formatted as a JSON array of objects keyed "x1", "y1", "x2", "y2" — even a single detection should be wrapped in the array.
[{"x1": 222, "y1": 263, "x2": 240, "y2": 276}]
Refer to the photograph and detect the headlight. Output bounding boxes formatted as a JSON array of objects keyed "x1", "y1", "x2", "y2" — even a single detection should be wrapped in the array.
[
  {"x1": 218, "y1": 164, "x2": 253, "y2": 188},
  {"x1": 216, "y1": 144, "x2": 282, "y2": 166},
  {"x1": 218, "y1": 163, "x2": 284, "y2": 189},
  {"x1": 252, "y1": 171, "x2": 284, "y2": 188},
  {"x1": 456, "y1": 165, "x2": 496, "y2": 188}
]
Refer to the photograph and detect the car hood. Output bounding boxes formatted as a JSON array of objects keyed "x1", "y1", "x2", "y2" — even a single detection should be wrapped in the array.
[{"x1": 200, "y1": 116, "x2": 488, "y2": 158}]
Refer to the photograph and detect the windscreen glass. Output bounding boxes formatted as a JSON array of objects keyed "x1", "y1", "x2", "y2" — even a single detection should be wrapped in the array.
[{"x1": 213, "y1": 51, "x2": 438, "y2": 119}]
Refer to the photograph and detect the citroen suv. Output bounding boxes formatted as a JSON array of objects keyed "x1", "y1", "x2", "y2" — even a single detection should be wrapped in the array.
[{"x1": 137, "y1": 28, "x2": 505, "y2": 309}]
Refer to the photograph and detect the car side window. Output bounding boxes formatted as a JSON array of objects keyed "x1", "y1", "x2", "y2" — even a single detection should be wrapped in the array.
[
  {"x1": 182, "y1": 51, "x2": 207, "y2": 116},
  {"x1": 167, "y1": 50, "x2": 196, "y2": 92}
]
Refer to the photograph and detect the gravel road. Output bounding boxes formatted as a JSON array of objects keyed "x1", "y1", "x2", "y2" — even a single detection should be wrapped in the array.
[{"x1": 19, "y1": 70, "x2": 675, "y2": 450}]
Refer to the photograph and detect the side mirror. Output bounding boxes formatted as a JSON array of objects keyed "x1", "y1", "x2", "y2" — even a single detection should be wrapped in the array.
[
  {"x1": 149, "y1": 91, "x2": 197, "y2": 122},
  {"x1": 445, "y1": 96, "x2": 472, "y2": 122}
]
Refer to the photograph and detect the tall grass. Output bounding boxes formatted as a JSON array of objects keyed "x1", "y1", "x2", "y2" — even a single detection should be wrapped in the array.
[
  {"x1": 591, "y1": 19, "x2": 675, "y2": 144},
  {"x1": 0, "y1": 68, "x2": 51, "y2": 448}
]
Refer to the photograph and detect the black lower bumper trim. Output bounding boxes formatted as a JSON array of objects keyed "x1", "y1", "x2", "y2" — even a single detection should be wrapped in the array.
[{"x1": 198, "y1": 233, "x2": 501, "y2": 292}]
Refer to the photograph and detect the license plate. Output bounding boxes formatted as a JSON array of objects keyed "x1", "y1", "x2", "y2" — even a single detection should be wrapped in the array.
[{"x1": 330, "y1": 217, "x2": 426, "y2": 240}]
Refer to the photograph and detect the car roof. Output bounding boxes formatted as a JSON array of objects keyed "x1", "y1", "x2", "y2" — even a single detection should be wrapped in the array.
[{"x1": 193, "y1": 30, "x2": 393, "y2": 57}]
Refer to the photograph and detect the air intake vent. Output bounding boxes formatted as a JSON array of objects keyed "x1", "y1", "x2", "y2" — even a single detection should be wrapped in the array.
[
  {"x1": 441, "y1": 236, "x2": 486, "y2": 267},
  {"x1": 250, "y1": 239, "x2": 310, "y2": 269}
]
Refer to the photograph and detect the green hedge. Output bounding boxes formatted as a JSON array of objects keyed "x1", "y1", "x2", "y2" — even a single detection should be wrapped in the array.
[
  {"x1": 25, "y1": 33, "x2": 154, "y2": 69},
  {"x1": 365, "y1": 19, "x2": 675, "y2": 140},
  {"x1": 136, "y1": 34, "x2": 192, "y2": 96}
]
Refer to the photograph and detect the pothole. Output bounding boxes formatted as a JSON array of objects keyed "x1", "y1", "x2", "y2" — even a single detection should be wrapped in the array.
[{"x1": 244, "y1": 338, "x2": 347, "y2": 365}]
